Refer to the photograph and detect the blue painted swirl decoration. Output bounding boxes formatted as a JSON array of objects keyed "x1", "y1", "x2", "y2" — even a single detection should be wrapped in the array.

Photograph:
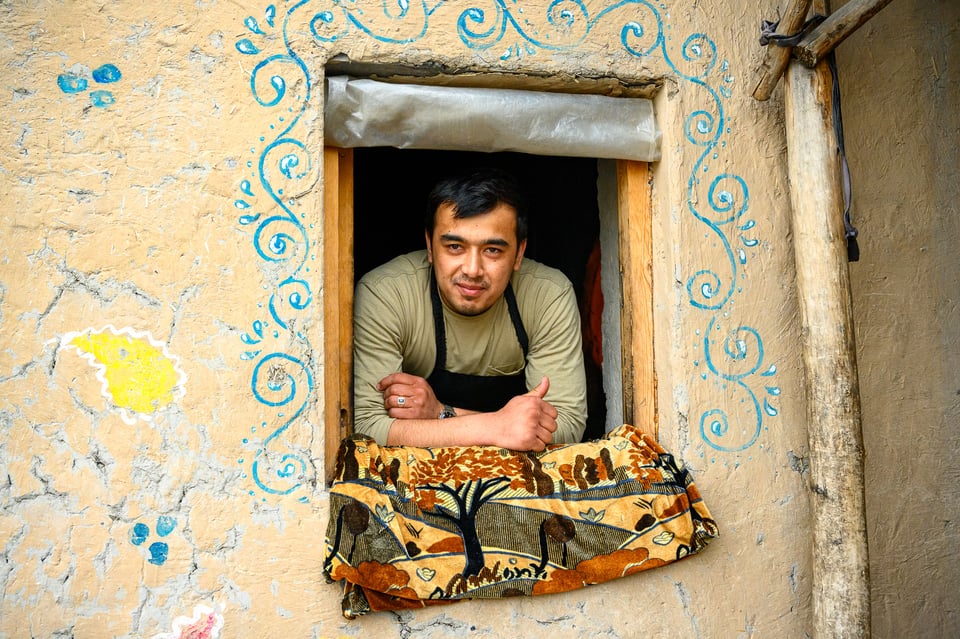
[
  {"x1": 235, "y1": 3, "x2": 316, "y2": 501},
  {"x1": 234, "y1": 0, "x2": 780, "y2": 499}
]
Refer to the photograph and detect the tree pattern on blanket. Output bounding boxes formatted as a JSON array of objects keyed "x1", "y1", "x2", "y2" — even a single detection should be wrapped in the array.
[{"x1": 323, "y1": 425, "x2": 718, "y2": 617}]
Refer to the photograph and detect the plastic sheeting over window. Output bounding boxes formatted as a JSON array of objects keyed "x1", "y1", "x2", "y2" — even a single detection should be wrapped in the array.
[{"x1": 324, "y1": 76, "x2": 660, "y2": 162}]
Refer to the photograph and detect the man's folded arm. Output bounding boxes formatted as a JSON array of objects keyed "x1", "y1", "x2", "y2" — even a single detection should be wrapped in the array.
[{"x1": 524, "y1": 283, "x2": 588, "y2": 443}]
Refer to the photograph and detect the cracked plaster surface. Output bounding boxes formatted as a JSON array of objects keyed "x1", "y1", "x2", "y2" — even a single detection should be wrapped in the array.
[{"x1": 6, "y1": 0, "x2": 949, "y2": 636}]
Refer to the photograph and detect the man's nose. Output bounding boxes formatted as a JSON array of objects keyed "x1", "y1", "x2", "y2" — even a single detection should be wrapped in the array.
[{"x1": 462, "y1": 249, "x2": 483, "y2": 277}]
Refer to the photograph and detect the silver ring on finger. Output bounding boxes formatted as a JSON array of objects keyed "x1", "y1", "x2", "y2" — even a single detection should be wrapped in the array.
[{"x1": 397, "y1": 396, "x2": 406, "y2": 406}]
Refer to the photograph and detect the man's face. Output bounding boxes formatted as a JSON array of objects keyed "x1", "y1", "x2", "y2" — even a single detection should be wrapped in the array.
[{"x1": 425, "y1": 202, "x2": 527, "y2": 316}]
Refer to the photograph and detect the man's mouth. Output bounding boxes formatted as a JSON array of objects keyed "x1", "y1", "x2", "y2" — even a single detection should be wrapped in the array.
[{"x1": 454, "y1": 280, "x2": 487, "y2": 298}]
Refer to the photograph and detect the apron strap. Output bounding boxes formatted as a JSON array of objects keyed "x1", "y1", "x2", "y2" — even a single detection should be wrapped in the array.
[{"x1": 430, "y1": 275, "x2": 529, "y2": 372}]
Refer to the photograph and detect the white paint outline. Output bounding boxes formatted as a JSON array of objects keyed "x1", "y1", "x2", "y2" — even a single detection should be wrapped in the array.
[{"x1": 60, "y1": 324, "x2": 188, "y2": 425}]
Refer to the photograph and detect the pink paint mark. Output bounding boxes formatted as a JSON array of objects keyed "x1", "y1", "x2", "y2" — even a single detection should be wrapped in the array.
[
  {"x1": 177, "y1": 612, "x2": 216, "y2": 639},
  {"x1": 151, "y1": 604, "x2": 224, "y2": 639}
]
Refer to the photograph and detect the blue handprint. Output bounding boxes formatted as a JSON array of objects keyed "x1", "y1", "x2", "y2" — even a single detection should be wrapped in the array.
[
  {"x1": 129, "y1": 515, "x2": 177, "y2": 566},
  {"x1": 57, "y1": 63, "x2": 122, "y2": 108}
]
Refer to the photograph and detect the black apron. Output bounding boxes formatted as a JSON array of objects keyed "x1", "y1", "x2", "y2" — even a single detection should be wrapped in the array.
[{"x1": 426, "y1": 276, "x2": 529, "y2": 413}]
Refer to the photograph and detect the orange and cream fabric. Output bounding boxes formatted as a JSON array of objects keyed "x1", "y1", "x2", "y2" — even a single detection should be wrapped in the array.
[{"x1": 323, "y1": 424, "x2": 718, "y2": 618}]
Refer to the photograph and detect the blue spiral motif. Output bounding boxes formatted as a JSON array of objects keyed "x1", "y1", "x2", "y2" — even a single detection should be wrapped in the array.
[
  {"x1": 547, "y1": 0, "x2": 586, "y2": 30},
  {"x1": 251, "y1": 215, "x2": 307, "y2": 263},
  {"x1": 455, "y1": 0, "x2": 608, "y2": 53},
  {"x1": 684, "y1": 109, "x2": 719, "y2": 147},
  {"x1": 250, "y1": 353, "x2": 314, "y2": 495},
  {"x1": 616, "y1": 1, "x2": 662, "y2": 57},
  {"x1": 700, "y1": 403, "x2": 761, "y2": 453},
  {"x1": 697, "y1": 317, "x2": 770, "y2": 452},
  {"x1": 269, "y1": 277, "x2": 313, "y2": 329},
  {"x1": 678, "y1": 33, "x2": 717, "y2": 80},
  {"x1": 457, "y1": 4, "x2": 507, "y2": 49},
  {"x1": 687, "y1": 269, "x2": 724, "y2": 310},
  {"x1": 307, "y1": 0, "x2": 428, "y2": 44},
  {"x1": 309, "y1": 8, "x2": 349, "y2": 43},
  {"x1": 252, "y1": 453, "x2": 309, "y2": 496},
  {"x1": 708, "y1": 174, "x2": 749, "y2": 225},
  {"x1": 703, "y1": 318, "x2": 763, "y2": 381},
  {"x1": 249, "y1": 55, "x2": 292, "y2": 108},
  {"x1": 261, "y1": 138, "x2": 312, "y2": 196}
]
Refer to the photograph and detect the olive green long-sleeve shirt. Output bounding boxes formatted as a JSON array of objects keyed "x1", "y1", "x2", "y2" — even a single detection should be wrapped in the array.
[{"x1": 353, "y1": 250, "x2": 587, "y2": 445}]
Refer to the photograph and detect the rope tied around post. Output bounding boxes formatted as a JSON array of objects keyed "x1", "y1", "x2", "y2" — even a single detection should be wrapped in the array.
[
  {"x1": 757, "y1": 13, "x2": 861, "y2": 262},
  {"x1": 759, "y1": 14, "x2": 826, "y2": 48}
]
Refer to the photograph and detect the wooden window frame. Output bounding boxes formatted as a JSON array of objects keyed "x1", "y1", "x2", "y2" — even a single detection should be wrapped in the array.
[
  {"x1": 323, "y1": 148, "x2": 655, "y2": 481},
  {"x1": 323, "y1": 147, "x2": 355, "y2": 474},
  {"x1": 616, "y1": 161, "x2": 657, "y2": 438}
]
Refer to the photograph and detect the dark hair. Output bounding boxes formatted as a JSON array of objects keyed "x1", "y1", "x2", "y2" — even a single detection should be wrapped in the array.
[{"x1": 425, "y1": 168, "x2": 528, "y2": 243}]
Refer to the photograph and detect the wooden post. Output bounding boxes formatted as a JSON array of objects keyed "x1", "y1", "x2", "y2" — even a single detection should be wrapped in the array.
[
  {"x1": 784, "y1": 55, "x2": 871, "y2": 638},
  {"x1": 752, "y1": 0, "x2": 813, "y2": 101},
  {"x1": 794, "y1": 0, "x2": 895, "y2": 67}
]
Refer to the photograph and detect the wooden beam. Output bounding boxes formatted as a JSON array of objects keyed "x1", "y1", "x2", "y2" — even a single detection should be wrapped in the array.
[
  {"x1": 323, "y1": 147, "x2": 354, "y2": 484},
  {"x1": 794, "y1": 0, "x2": 895, "y2": 67},
  {"x1": 752, "y1": 0, "x2": 814, "y2": 101},
  {"x1": 784, "y1": 56, "x2": 871, "y2": 638},
  {"x1": 616, "y1": 160, "x2": 657, "y2": 438}
]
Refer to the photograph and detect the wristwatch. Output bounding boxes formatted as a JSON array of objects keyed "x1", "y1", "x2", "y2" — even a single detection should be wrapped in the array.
[{"x1": 438, "y1": 404, "x2": 456, "y2": 419}]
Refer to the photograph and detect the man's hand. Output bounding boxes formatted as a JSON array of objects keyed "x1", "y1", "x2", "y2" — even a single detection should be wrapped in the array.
[
  {"x1": 377, "y1": 372, "x2": 443, "y2": 420},
  {"x1": 489, "y1": 376, "x2": 558, "y2": 451}
]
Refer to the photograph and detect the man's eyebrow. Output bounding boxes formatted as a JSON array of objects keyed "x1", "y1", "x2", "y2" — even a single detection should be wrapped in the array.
[{"x1": 439, "y1": 233, "x2": 510, "y2": 247}]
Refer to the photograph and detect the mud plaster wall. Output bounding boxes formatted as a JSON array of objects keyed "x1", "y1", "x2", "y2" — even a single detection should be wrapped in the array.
[
  {"x1": 0, "y1": 0, "x2": 941, "y2": 637},
  {"x1": 836, "y1": 0, "x2": 960, "y2": 636}
]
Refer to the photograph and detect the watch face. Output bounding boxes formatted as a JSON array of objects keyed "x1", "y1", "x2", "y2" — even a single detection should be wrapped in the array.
[{"x1": 439, "y1": 406, "x2": 455, "y2": 419}]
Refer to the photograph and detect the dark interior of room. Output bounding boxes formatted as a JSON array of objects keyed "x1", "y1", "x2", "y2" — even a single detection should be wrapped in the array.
[{"x1": 353, "y1": 147, "x2": 607, "y2": 440}]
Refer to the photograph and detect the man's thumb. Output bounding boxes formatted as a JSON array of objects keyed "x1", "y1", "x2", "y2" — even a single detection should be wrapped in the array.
[{"x1": 526, "y1": 376, "x2": 549, "y2": 398}]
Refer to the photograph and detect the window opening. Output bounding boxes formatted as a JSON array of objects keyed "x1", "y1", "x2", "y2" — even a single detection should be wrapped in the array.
[
  {"x1": 352, "y1": 148, "x2": 607, "y2": 443},
  {"x1": 322, "y1": 82, "x2": 656, "y2": 482}
]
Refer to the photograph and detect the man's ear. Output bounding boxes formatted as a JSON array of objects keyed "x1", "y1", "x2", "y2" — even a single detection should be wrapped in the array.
[
  {"x1": 513, "y1": 239, "x2": 527, "y2": 270},
  {"x1": 424, "y1": 230, "x2": 433, "y2": 263}
]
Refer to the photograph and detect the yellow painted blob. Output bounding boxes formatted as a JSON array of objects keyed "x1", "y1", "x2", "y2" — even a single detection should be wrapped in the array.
[{"x1": 70, "y1": 331, "x2": 181, "y2": 416}]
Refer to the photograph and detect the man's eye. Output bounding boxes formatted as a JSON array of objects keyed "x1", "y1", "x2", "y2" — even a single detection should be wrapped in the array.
[
  {"x1": 445, "y1": 243, "x2": 462, "y2": 251},
  {"x1": 485, "y1": 247, "x2": 503, "y2": 256}
]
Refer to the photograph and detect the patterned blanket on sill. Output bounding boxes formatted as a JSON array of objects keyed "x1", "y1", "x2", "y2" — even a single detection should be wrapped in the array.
[{"x1": 322, "y1": 424, "x2": 718, "y2": 618}]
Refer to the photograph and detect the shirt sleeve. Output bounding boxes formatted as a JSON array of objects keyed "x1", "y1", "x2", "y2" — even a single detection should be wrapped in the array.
[
  {"x1": 523, "y1": 278, "x2": 588, "y2": 444},
  {"x1": 352, "y1": 277, "x2": 404, "y2": 445}
]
